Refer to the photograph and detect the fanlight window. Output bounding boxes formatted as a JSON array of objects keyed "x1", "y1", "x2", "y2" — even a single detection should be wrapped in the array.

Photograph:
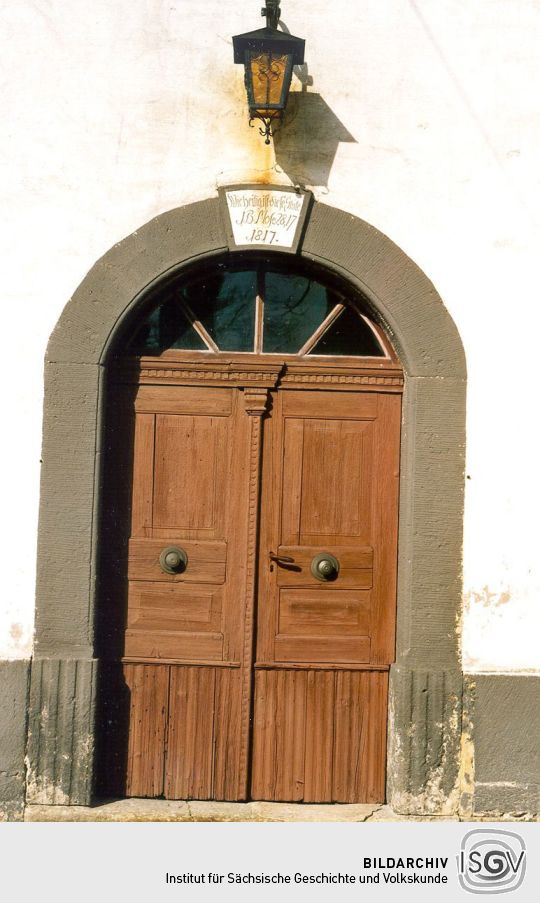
[{"x1": 128, "y1": 262, "x2": 388, "y2": 358}]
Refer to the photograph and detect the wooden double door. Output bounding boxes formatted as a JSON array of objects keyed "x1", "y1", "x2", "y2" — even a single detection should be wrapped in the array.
[{"x1": 103, "y1": 356, "x2": 402, "y2": 803}]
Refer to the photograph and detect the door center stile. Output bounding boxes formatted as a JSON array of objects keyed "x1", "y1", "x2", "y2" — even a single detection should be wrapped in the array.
[{"x1": 238, "y1": 385, "x2": 274, "y2": 795}]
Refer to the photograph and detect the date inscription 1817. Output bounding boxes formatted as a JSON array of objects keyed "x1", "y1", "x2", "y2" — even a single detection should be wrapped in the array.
[{"x1": 225, "y1": 189, "x2": 306, "y2": 249}]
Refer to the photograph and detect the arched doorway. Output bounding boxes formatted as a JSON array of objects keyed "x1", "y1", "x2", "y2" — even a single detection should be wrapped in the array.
[
  {"x1": 96, "y1": 255, "x2": 403, "y2": 802},
  {"x1": 27, "y1": 198, "x2": 465, "y2": 815}
]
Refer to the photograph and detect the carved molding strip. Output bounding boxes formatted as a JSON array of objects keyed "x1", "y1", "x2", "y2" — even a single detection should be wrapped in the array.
[
  {"x1": 282, "y1": 373, "x2": 404, "y2": 386},
  {"x1": 237, "y1": 388, "x2": 269, "y2": 795},
  {"x1": 131, "y1": 367, "x2": 403, "y2": 389},
  {"x1": 138, "y1": 368, "x2": 282, "y2": 383}
]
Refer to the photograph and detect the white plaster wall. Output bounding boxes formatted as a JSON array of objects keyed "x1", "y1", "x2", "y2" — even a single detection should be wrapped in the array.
[{"x1": 1, "y1": 0, "x2": 539, "y2": 669}]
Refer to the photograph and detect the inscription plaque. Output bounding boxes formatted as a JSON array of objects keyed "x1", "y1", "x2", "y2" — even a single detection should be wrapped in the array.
[{"x1": 219, "y1": 185, "x2": 312, "y2": 254}]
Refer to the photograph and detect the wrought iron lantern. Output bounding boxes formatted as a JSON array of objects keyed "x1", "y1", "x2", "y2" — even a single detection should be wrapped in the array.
[{"x1": 233, "y1": 2, "x2": 305, "y2": 144}]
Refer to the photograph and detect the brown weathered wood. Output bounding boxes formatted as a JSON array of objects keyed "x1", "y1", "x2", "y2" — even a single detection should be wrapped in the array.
[
  {"x1": 236, "y1": 387, "x2": 271, "y2": 798},
  {"x1": 130, "y1": 413, "x2": 155, "y2": 537},
  {"x1": 274, "y1": 635, "x2": 371, "y2": 664},
  {"x1": 122, "y1": 657, "x2": 240, "y2": 667},
  {"x1": 124, "y1": 630, "x2": 223, "y2": 661},
  {"x1": 253, "y1": 382, "x2": 401, "y2": 802},
  {"x1": 165, "y1": 666, "x2": 216, "y2": 799},
  {"x1": 153, "y1": 414, "x2": 228, "y2": 531},
  {"x1": 251, "y1": 667, "x2": 388, "y2": 802},
  {"x1": 123, "y1": 663, "x2": 169, "y2": 798},
  {"x1": 109, "y1": 358, "x2": 401, "y2": 804},
  {"x1": 370, "y1": 393, "x2": 402, "y2": 665},
  {"x1": 135, "y1": 384, "x2": 232, "y2": 415},
  {"x1": 128, "y1": 539, "x2": 227, "y2": 584},
  {"x1": 275, "y1": 547, "x2": 373, "y2": 588},
  {"x1": 213, "y1": 668, "x2": 243, "y2": 800},
  {"x1": 278, "y1": 588, "x2": 370, "y2": 635},
  {"x1": 303, "y1": 670, "x2": 335, "y2": 802},
  {"x1": 254, "y1": 661, "x2": 389, "y2": 671},
  {"x1": 251, "y1": 669, "x2": 307, "y2": 801}
]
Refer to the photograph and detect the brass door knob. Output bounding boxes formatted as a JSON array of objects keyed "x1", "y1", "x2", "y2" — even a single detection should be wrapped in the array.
[
  {"x1": 159, "y1": 546, "x2": 188, "y2": 574},
  {"x1": 311, "y1": 552, "x2": 340, "y2": 581}
]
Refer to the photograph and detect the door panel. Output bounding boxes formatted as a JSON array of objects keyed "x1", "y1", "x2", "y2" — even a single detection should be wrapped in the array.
[
  {"x1": 152, "y1": 414, "x2": 228, "y2": 532},
  {"x1": 251, "y1": 668, "x2": 389, "y2": 803},
  {"x1": 253, "y1": 387, "x2": 401, "y2": 801},
  {"x1": 121, "y1": 383, "x2": 253, "y2": 799}
]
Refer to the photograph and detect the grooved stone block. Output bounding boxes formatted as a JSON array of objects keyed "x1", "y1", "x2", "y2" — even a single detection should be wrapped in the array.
[
  {"x1": 466, "y1": 675, "x2": 540, "y2": 816},
  {"x1": 26, "y1": 658, "x2": 98, "y2": 806},
  {"x1": 387, "y1": 665, "x2": 463, "y2": 816},
  {"x1": 0, "y1": 660, "x2": 30, "y2": 821},
  {"x1": 395, "y1": 376, "x2": 465, "y2": 670}
]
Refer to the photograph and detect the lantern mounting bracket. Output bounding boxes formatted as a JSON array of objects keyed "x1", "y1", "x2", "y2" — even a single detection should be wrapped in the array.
[
  {"x1": 249, "y1": 110, "x2": 281, "y2": 145},
  {"x1": 261, "y1": 1, "x2": 281, "y2": 30}
]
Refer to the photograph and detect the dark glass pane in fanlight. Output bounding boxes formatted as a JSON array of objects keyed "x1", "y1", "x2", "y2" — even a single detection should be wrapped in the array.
[
  {"x1": 309, "y1": 306, "x2": 384, "y2": 357},
  {"x1": 181, "y1": 270, "x2": 257, "y2": 352},
  {"x1": 263, "y1": 272, "x2": 339, "y2": 353},
  {"x1": 127, "y1": 296, "x2": 207, "y2": 353}
]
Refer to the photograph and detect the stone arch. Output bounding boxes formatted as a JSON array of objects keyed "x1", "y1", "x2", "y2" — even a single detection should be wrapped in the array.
[{"x1": 27, "y1": 198, "x2": 466, "y2": 813}]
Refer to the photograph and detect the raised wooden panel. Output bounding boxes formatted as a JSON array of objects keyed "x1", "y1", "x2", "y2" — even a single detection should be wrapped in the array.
[
  {"x1": 282, "y1": 390, "x2": 378, "y2": 419},
  {"x1": 300, "y1": 420, "x2": 369, "y2": 539},
  {"x1": 278, "y1": 589, "x2": 371, "y2": 635},
  {"x1": 130, "y1": 413, "x2": 155, "y2": 536},
  {"x1": 250, "y1": 668, "x2": 388, "y2": 803},
  {"x1": 135, "y1": 385, "x2": 232, "y2": 415},
  {"x1": 281, "y1": 418, "x2": 374, "y2": 545},
  {"x1": 124, "y1": 630, "x2": 223, "y2": 661},
  {"x1": 153, "y1": 415, "x2": 228, "y2": 532},
  {"x1": 128, "y1": 539, "x2": 226, "y2": 584},
  {"x1": 123, "y1": 663, "x2": 169, "y2": 798},
  {"x1": 274, "y1": 635, "x2": 370, "y2": 664},
  {"x1": 275, "y1": 545, "x2": 373, "y2": 588},
  {"x1": 127, "y1": 583, "x2": 220, "y2": 631}
]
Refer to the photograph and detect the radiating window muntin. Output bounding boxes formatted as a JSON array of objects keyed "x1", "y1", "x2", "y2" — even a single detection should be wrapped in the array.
[{"x1": 127, "y1": 258, "x2": 389, "y2": 359}]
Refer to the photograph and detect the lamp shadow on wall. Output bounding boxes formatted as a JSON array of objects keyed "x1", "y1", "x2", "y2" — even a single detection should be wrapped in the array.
[
  {"x1": 273, "y1": 26, "x2": 357, "y2": 188},
  {"x1": 274, "y1": 92, "x2": 357, "y2": 188}
]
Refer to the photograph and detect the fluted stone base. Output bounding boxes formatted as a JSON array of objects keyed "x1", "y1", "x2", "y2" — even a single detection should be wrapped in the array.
[
  {"x1": 387, "y1": 665, "x2": 463, "y2": 816},
  {"x1": 26, "y1": 657, "x2": 98, "y2": 806}
]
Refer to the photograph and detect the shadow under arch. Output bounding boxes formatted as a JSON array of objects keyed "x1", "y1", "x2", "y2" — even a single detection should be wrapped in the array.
[{"x1": 28, "y1": 197, "x2": 466, "y2": 815}]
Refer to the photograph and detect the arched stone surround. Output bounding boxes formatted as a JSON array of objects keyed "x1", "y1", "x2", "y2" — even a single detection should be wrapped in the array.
[{"x1": 26, "y1": 197, "x2": 466, "y2": 813}]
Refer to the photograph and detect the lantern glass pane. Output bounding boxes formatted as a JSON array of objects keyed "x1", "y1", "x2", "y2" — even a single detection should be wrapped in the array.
[{"x1": 248, "y1": 51, "x2": 291, "y2": 111}]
